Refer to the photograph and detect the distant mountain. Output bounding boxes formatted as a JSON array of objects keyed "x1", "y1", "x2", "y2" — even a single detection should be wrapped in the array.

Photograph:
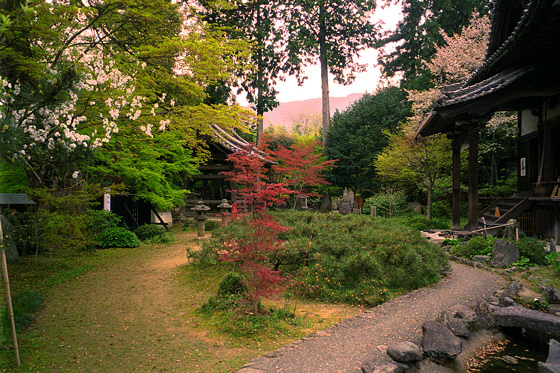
[{"x1": 263, "y1": 93, "x2": 364, "y2": 129}]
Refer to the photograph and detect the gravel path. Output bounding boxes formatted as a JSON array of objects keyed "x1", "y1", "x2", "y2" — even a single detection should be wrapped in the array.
[{"x1": 239, "y1": 261, "x2": 505, "y2": 373}]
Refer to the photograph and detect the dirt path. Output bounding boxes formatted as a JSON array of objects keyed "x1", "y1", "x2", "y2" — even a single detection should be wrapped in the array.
[
  {"x1": 239, "y1": 261, "x2": 506, "y2": 373},
  {"x1": 28, "y1": 232, "x2": 254, "y2": 372}
]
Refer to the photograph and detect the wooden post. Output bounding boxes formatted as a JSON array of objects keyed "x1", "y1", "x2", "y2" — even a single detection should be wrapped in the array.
[
  {"x1": 0, "y1": 220, "x2": 20, "y2": 367},
  {"x1": 466, "y1": 128, "x2": 480, "y2": 231},
  {"x1": 452, "y1": 136, "x2": 461, "y2": 230}
]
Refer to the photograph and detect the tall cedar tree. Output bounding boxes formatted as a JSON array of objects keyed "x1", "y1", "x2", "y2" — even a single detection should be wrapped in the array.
[
  {"x1": 377, "y1": 0, "x2": 488, "y2": 90},
  {"x1": 221, "y1": 143, "x2": 291, "y2": 313},
  {"x1": 272, "y1": 138, "x2": 335, "y2": 209},
  {"x1": 199, "y1": 0, "x2": 286, "y2": 144},
  {"x1": 284, "y1": 0, "x2": 377, "y2": 143},
  {"x1": 325, "y1": 87, "x2": 411, "y2": 197}
]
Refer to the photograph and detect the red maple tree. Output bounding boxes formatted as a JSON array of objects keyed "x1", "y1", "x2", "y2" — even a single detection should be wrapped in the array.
[
  {"x1": 220, "y1": 141, "x2": 291, "y2": 314},
  {"x1": 272, "y1": 138, "x2": 336, "y2": 209}
]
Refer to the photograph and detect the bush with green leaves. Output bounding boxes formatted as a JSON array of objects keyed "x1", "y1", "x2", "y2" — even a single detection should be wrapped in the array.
[
  {"x1": 198, "y1": 211, "x2": 448, "y2": 306},
  {"x1": 1, "y1": 291, "x2": 44, "y2": 338},
  {"x1": 182, "y1": 219, "x2": 221, "y2": 232},
  {"x1": 86, "y1": 209, "x2": 122, "y2": 235},
  {"x1": 404, "y1": 215, "x2": 450, "y2": 230},
  {"x1": 362, "y1": 190, "x2": 411, "y2": 218},
  {"x1": 217, "y1": 272, "x2": 247, "y2": 298},
  {"x1": 134, "y1": 224, "x2": 165, "y2": 241},
  {"x1": 515, "y1": 237, "x2": 547, "y2": 266},
  {"x1": 451, "y1": 236, "x2": 494, "y2": 259},
  {"x1": 96, "y1": 227, "x2": 140, "y2": 248}
]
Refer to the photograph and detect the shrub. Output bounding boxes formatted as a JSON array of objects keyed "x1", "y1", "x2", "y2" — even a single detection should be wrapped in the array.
[
  {"x1": 515, "y1": 237, "x2": 547, "y2": 266},
  {"x1": 1, "y1": 291, "x2": 44, "y2": 337},
  {"x1": 217, "y1": 272, "x2": 247, "y2": 298},
  {"x1": 96, "y1": 227, "x2": 140, "y2": 248},
  {"x1": 134, "y1": 224, "x2": 165, "y2": 241},
  {"x1": 362, "y1": 190, "x2": 411, "y2": 218},
  {"x1": 200, "y1": 211, "x2": 449, "y2": 306},
  {"x1": 405, "y1": 215, "x2": 450, "y2": 230},
  {"x1": 451, "y1": 236, "x2": 493, "y2": 258},
  {"x1": 86, "y1": 209, "x2": 122, "y2": 235},
  {"x1": 431, "y1": 200, "x2": 451, "y2": 219}
]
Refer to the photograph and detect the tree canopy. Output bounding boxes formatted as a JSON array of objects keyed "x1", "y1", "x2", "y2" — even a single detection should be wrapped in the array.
[
  {"x1": 284, "y1": 0, "x2": 377, "y2": 142},
  {"x1": 377, "y1": 0, "x2": 488, "y2": 89},
  {"x1": 0, "y1": 0, "x2": 254, "y2": 209},
  {"x1": 325, "y1": 87, "x2": 411, "y2": 197}
]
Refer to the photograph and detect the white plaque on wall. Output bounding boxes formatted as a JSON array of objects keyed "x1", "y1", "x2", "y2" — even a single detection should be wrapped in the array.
[{"x1": 520, "y1": 157, "x2": 526, "y2": 177}]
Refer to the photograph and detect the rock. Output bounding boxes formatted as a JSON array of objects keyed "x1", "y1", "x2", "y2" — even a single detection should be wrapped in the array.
[
  {"x1": 492, "y1": 239, "x2": 519, "y2": 267},
  {"x1": 502, "y1": 355, "x2": 518, "y2": 364},
  {"x1": 543, "y1": 286, "x2": 560, "y2": 304},
  {"x1": 447, "y1": 319, "x2": 471, "y2": 338},
  {"x1": 494, "y1": 306, "x2": 560, "y2": 335},
  {"x1": 475, "y1": 300, "x2": 495, "y2": 329},
  {"x1": 538, "y1": 362, "x2": 560, "y2": 373},
  {"x1": 422, "y1": 321, "x2": 462, "y2": 359},
  {"x1": 540, "y1": 341, "x2": 560, "y2": 373},
  {"x1": 0, "y1": 215, "x2": 19, "y2": 263},
  {"x1": 500, "y1": 297, "x2": 516, "y2": 307},
  {"x1": 361, "y1": 361, "x2": 406, "y2": 373},
  {"x1": 413, "y1": 359, "x2": 455, "y2": 372},
  {"x1": 387, "y1": 341, "x2": 422, "y2": 363},
  {"x1": 438, "y1": 304, "x2": 477, "y2": 338},
  {"x1": 503, "y1": 281, "x2": 524, "y2": 299},
  {"x1": 472, "y1": 255, "x2": 490, "y2": 263}
]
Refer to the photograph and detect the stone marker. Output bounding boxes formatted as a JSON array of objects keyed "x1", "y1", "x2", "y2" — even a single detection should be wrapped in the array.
[
  {"x1": 491, "y1": 239, "x2": 519, "y2": 267},
  {"x1": 538, "y1": 339, "x2": 560, "y2": 373}
]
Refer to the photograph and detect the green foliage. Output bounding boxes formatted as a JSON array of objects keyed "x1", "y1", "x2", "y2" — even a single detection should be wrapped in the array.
[
  {"x1": 362, "y1": 189, "x2": 410, "y2": 218},
  {"x1": 546, "y1": 253, "x2": 560, "y2": 277},
  {"x1": 450, "y1": 236, "x2": 494, "y2": 259},
  {"x1": 86, "y1": 210, "x2": 122, "y2": 236},
  {"x1": 326, "y1": 87, "x2": 411, "y2": 196},
  {"x1": 515, "y1": 237, "x2": 547, "y2": 266},
  {"x1": 27, "y1": 188, "x2": 100, "y2": 255},
  {"x1": 511, "y1": 257, "x2": 534, "y2": 269},
  {"x1": 183, "y1": 219, "x2": 221, "y2": 232},
  {"x1": 201, "y1": 211, "x2": 448, "y2": 306},
  {"x1": 96, "y1": 227, "x2": 140, "y2": 249},
  {"x1": 514, "y1": 296, "x2": 549, "y2": 312},
  {"x1": 1, "y1": 291, "x2": 44, "y2": 338},
  {"x1": 134, "y1": 224, "x2": 165, "y2": 241},
  {"x1": 0, "y1": 158, "x2": 27, "y2": 192},
  {"x1": 404, "y1": 215, "x2": 450, "y2": 231},
  {"x1": 431, "y1": 200, "x2": 452, "y2": 219},
  {"x1": 442, "y1": 238, "x2": 460, "y2": 247},
  {"x1": 378, "y1": 0, "x2": 488, "y2": 89},
  {"x1": 217, "y1": 272, "x2": 248, "y2": 298}
]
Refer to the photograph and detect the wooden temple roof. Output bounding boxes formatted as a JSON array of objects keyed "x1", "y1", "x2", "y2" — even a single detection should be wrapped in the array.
[{"x1": 417, "y1": 0, "x2": 560, "y2": 137}]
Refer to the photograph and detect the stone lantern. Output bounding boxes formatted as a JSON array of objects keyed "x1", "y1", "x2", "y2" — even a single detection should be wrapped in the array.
[
  {"x1": 191, "y1": 201, "x2": 210, "y2": 237},
  {"x1": 217, "y1": 199, "x2": 232, "y2": 226}
]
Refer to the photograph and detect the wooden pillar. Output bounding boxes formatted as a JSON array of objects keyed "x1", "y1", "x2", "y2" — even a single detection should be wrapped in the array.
[
  {"x1": 452, "y1": 136, "x2": 461, "y2": 230},
  {"x1": 466, "y1": 128, "x2": 480, "y2": 230}
]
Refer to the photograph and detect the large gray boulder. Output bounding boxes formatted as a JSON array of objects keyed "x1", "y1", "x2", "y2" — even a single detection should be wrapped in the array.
[
  {"x1": 387, "y1": 341, "x2": 422, "y2": 363},
  {"x1": 538, "y1": 339, "x2": 560, "y2": 373},
  {"x1": 422, "y1": 321, "x2": 462, "y2": 359},
  {"x1": 438, "y1": 304, "x2": 477, "y2": 338},
  {"x1": 494, "y1": 306, "x2": 560, "y2": 335},
  {"x1": 475, "y1": 300, "x2": 495, "y2": 329},
  {"x1": 542, "y1": 286, "x2": 560, "y2": 304},
  {"x1": 491, "y1": 239, "x2": 519, "y2": 267}
]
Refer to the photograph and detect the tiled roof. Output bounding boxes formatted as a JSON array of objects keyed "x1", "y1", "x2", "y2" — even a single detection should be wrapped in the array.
[{"x1": 0, "y1": 193, "x2": 35, "y2": 205}]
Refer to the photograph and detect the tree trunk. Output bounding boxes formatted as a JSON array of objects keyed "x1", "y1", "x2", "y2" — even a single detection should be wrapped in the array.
[
  {"x1": 318, "y1": 4, "x2": 330, "y2": 145},
  {"x1": 426, "y1": 188, "x2": 433, "y2": 220}
]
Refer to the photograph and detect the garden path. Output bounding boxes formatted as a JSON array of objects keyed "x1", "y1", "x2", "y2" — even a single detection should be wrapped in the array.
[{"x1": 239, "y1": 261, "x2": 506, "y2": 373}]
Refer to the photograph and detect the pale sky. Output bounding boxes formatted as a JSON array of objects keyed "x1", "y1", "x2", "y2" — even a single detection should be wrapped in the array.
[{"x1": 238, "y1": 2, "x2": 403, "y2": 105}]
